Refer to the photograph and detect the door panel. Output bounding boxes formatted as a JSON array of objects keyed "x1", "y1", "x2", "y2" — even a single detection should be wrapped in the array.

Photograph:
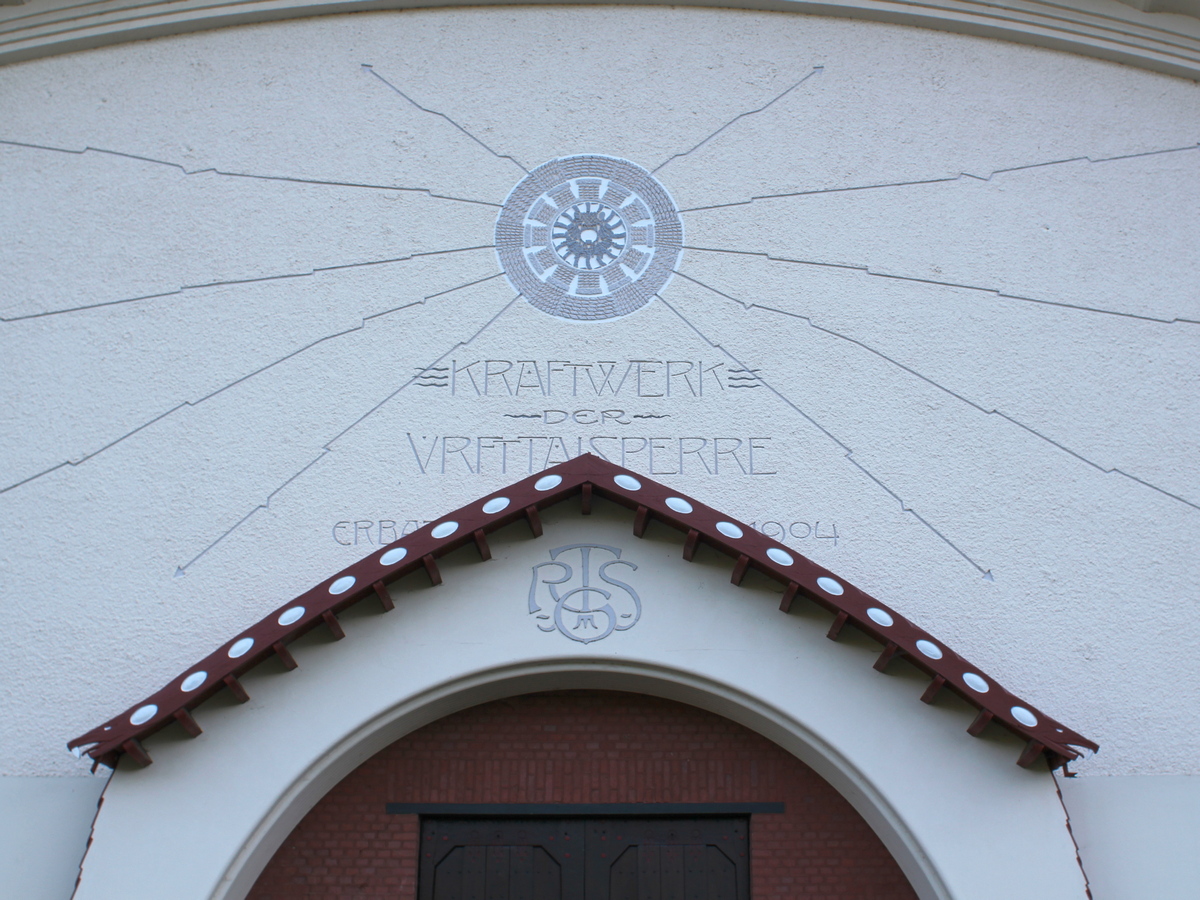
[
  {"x1": 420, "y1": 817, "x2": 748, "y2": 900},
  {"x1": 609, "y1": 846, "x2": 640, "y2": 899},
  {"x1": 420, "y1": 819, "x2": 580, "y2": 900},
  {"x1": 588, "y1": 818, "x2": 748, "y2": 900}
]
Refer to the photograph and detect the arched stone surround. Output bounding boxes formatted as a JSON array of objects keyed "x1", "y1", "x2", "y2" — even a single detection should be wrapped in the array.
[{"x1": 246, "y1": 690, "x2": 920, "y2": 898}]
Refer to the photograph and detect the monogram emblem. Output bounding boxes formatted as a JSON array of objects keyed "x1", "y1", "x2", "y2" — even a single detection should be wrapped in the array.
[{"x1": 527, "y1": 544, "x2": 642, "y2": 643}]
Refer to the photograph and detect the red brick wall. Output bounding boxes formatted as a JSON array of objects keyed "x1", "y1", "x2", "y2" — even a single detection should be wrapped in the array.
[{"x1": 247, "y1": 691, "x2": 917, "y2": 898}]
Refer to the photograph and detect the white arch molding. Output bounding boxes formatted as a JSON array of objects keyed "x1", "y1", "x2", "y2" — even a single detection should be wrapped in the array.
[
  {"x1": 72, "y1": 507, "x2": 1088, "y2": 900},
  {"x1": 217, "y1": 662, "x2": 949, "y2": 900},
  {"x1": 1, "y1": 0, "x2": 1199, "y2": 78}
]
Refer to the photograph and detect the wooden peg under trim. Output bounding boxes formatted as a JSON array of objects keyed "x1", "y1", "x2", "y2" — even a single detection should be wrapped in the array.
[
  {"x1": 920, "y1": 675, "x2": 946, "y2": 704},
  {"x1": 731, "y1": 554, "x2": 750, "y2": 586},
  {"x1": 967, "y1": 709, "x2": 994, "y2": 736},
  {"x1": 1017, "y1": 740, "x2": 1047, "y2": 769},
  {"x1": 423, "y1": 554, "x2": 442, "y2": 586},
  {"x1": 273, "y1": 642, "x2": 298, "y2": 670},
  {"x1": 373, "y1": 580, "x2": 395, "y2": 612},
  {"x1": 683, "y1": 529, "x2": 700, "y2": 562},
  {"x1": 473, "y1": 529, "x2": 491, "y2": 561},
  {"x1": 777, "y1": 585, "x2": 796, "y2": 614},
  {"x1": 223, "y1": 675, "x2": 249, "y2": 703},
  {"x1": 779, "y1": 582, "x2": 800, "y2": 613},
  {"x1": 873, "y1": 642, "x2": 901, "y2": 673},
  {"x1": 827, "y1": 611, "x2": 849, "y2": 641},
  {"x1": 633, "y1": 505, "x2": 650, "y2": 538},
  {"x1": 581, "y1": 482, "x2": 593, "y2": 515},
  {"x1": 173, "y1": 708, "x2": 202, "y2": 737},
  {"x1": 121, "y1": 739, "x2": 152, "y2": 767},
  {"x1": 524, "y1": 505, "x2": 543, "y2": 537},
  {"x1": 322, "y1": 610, "x2": 345, "y2": 641}
]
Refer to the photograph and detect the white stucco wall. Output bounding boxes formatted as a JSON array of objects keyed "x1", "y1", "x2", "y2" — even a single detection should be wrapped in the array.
[
  {"x1": 1, "y1": 5, "x2": 1198, "y2": 897},
  {"x1": 1059, "y1": 775, "x2": 1200, "y2": 899},
  {"x1": 0, "y1": 776, "x2": 105, "y2": 900}
]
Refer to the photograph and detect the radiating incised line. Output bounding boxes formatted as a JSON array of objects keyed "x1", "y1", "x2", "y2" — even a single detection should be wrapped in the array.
[
  {"x1": 175, "y1": 294, "x2": 522, "y2": 575},
  {"x1": 675, "y1": 268, "x2": 1200, "y2": 512},
  {"x1": 1, "y1": 270, "x2": 506, "y2": 495},
  {"x1": 362, "y1": 64, "x2": 529, "y2": 174},
  {"x1": 0, "y1": 138, "x2": 503, "y2": 207},
  {"x1": 683, "y1": 245, "x2": 1199, "y2": 325},
  {"x1": 1, "y1": 245, "x2": 495, "y2": 322},
  {"x1": 678, "y1": 142, "x2": 1200, "y2": 212},
  {"x1": 656, "y1": 292, "x2": 994, "y2": 578},
  {"x1": 653, "y1": 66, "x2": 822, "y2": 174}
]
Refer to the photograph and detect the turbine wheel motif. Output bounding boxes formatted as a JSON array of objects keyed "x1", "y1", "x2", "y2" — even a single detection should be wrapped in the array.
[
  {"x1": 552, "y1": 201, "x2": 627, "y2": 270},
  {"x1": 495, "y1": 155, "x2": 683, "y2": 320}
]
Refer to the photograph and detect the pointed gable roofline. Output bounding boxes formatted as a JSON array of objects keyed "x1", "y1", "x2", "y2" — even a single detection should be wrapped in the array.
[{"x1": 69, "y1": 454, "x2": 1097, "y2": 772}]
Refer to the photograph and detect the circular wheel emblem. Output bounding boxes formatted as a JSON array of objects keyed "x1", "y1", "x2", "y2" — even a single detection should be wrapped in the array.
[
  {"x1": 553, "y1": 202, "x2": 627, "y2": 269},
  {"x1": 496, "y1": 155, "x2": 683, "y2": 321}
]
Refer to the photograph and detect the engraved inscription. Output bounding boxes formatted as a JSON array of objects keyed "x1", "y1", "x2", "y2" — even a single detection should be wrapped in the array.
[
  {"x1": 405, "y1": 433, "x2": 775, "y2": 476},
  {"x1": 331, "y1": 516, "x2": 840, "y2": 546},
  {"x1": 422, "y1": 359, "x2": 740, "y2": 396}
]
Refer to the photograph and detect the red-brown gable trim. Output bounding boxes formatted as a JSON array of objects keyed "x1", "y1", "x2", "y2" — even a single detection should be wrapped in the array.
[{"x1": 68, "y1": 454, "x2": 1097, "y2": 771}]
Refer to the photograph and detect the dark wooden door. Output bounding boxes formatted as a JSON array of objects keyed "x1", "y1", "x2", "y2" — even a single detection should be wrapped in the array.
[
  {"x1": 588, "y1": 818, "x2": 748, "y2": 900},
  {"x1": 418, "y1": 817, "x2": 748, "y2": 900},
  {"x1": 419, "y1": 819, "x2": 583, "y2": 900}
]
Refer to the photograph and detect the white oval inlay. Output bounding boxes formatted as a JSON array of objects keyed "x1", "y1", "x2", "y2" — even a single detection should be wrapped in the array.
[
  {"x1": 431, "y1": 521, "x2": 459, "y2": 539},
  {"x1": 665, "y1": 497, "x2": 693, "y2": 514},
  {"x1": 1011, "y1": 706, "x2": 1038, "y2": 727},
  {"x1": 482, "y1": 497, "x2": 511, "y2": 514},
  {"x1": 963, "y1": 673, "x2": 990, "y2": 693},
  {"x1": 867, "y1": 608, "x2": 894, "y2": 627},
  {"x1": 768, "y1": 547, "x2": 796, "y2": 566},
  {"x1": 380, "y1": 547, "x2": 408, "y2": 566},
  {"x1": 915, "y1": 640, "x2": 943, "y2": 659},
  {"x1": 535, "y1": 474, "x2": 562, "y2": 491},
  {"x1": 715, "y1": 521, "x2": 743, "y2": 539},
  {"x1": 130, "y1": 704, "x2": 158, "y2": 726},
  {"x1": 816, "y1": 576, "x2": 844, "y2": 596},
  {"x1": 228, "y1": 637, "x2": 254, "y2": 658},
  {"x1": 614, "y1": 474, "x2": 641, "y2": 491},
  {"x1": 180, "y1": 671, "x2": 207, "y2": 693},
  {"x1": 329, "y1": 575, "x2": 356, "y2": 595},
  {"x1": 277, "y1": 606, "x2": 305, "y2": 626},
  {"x1": 766, "y1": 547, "x2": 794, "y2": 566}
]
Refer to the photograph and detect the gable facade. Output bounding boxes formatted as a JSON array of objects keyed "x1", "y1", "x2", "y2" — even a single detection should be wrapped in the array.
[{"x1": 2, "y1": 4, "x2": 1198, "y2": 898}]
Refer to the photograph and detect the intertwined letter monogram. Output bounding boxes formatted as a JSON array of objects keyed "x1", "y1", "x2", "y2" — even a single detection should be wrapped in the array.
[{"x1": 528, "y1": 544, "x2": 641, "y2": 643}]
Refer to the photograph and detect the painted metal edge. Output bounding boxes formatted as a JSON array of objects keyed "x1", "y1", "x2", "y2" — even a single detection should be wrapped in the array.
[{"x1": 385, "y1": 802, "x2": 787, "y2": 814}]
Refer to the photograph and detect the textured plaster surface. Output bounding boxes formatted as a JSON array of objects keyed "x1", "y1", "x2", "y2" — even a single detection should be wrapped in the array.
[
  {"x1": 0, "y1": 7, "x2": 1197, "y2": 785},
  {"x1": 0, "y1": 775, "x2": 106, "y2": 899},
  {"x1": 1059, "y1": 775, "x2": 1200, "y2": 899}
]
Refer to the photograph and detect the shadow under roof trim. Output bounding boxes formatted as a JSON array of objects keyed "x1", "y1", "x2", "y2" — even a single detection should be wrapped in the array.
[{"x1": 68, "y1": 454, "x2": 1098, "y2": 773}]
